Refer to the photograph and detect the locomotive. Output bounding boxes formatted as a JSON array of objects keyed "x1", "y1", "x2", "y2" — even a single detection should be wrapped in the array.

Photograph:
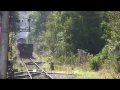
[{"x1": 16, "y1": 37, "x2": 34, "y2": 59}]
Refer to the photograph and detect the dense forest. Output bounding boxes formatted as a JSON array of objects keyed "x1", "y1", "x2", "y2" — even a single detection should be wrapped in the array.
[
  {"x1": 28, "y1": 11, "x2": 105, "y2": 54},
  {"x1": 27, "y1": 11, "x2": 120, "y2": 71},
  {"x1": 10, "y1": 11, "x2": 120, "y2": 78}
]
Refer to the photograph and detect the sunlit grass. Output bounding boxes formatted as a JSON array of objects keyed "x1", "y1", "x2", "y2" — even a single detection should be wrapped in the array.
[
  {"x1": 98, "y1": 69, "x2": 120, "y2": 79},
  {"x1": 35, "y1": 53, "x2": 120, "y2": 79},
  {"x1": 42, "y1": 63, "x2": 98, "y2": 79},
  {"x1": 72, "y1": 69, "x2": 98, "y2": 79}
]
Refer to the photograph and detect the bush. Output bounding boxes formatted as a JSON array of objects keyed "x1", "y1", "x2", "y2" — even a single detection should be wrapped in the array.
[
  {"x1": 88, "y1": 54, "x2": 101, "y2": 71},
  {"x1": 87, "y1": 45, "x2": 110, "y2": 71},
  {"x1": 110, "y1": 55, "x2": 120, "y2": 73},
  {"x1": 90, "y1": 58, "x2": 101, "y2": 71},
  {"x1": 114, "y1": 61, "x2": 120, "y2": 73},
  {"x1": 104, "y1": 53, "x2": 120, "y2": 73}
]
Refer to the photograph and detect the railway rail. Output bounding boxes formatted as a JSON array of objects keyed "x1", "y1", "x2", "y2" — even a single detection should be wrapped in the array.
[{"x1": 15, "y1": 58, "x2": 53, "y2": 79}]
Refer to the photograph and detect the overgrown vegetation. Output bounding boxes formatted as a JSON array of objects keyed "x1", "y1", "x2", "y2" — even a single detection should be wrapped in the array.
[
  {"x1": 87, "y1": 12, "x2": 120, "y2": 73},
  {"x1": 8, "y1": 11, "x2": 19, "y2": 60},
  {"x1": 28, "y1": 11, "x2": 105, "y2": 63},
  {"x1": 8, "y1": 11, "x2": 120, "y2": 78}
]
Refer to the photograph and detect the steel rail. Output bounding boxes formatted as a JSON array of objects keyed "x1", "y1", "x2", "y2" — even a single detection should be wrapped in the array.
[
  {"x1": 20, "y1": 58, "x2": 32, "y2": 79},
  {"x1": 29, "y1": 58, "x2": 53, "y2": 79}
]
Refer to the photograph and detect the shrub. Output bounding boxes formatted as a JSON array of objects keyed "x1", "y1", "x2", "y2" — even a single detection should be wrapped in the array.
[
  {"x1": 104, "y1": 53, "x2": 120, "y2": 73},
  {"x1": 88, "y1": 54, "x2": 101, "y2": 71},
  {"x1": 90, "y1": 58, "x2": 101, "y2": 71},
  {"x1": 111, "y1": 55, "x2": 120, "y2": 73}
]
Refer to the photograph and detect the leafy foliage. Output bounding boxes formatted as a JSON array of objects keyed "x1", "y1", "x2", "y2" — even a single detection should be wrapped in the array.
[
  {"x1": 89, "y1": 11, "x2": 120, "y2": 71},
  {"x1": 28, "y1": 11, "x2": 105, "y2": 54},
  {"x1": 27, "y1": 11, "x2": 120, "y2": 74}
]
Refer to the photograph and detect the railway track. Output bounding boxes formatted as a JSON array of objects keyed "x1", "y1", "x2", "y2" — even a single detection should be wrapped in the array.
[{"x1": 14, "y1": 58, "x2": 53, "y2": 79}]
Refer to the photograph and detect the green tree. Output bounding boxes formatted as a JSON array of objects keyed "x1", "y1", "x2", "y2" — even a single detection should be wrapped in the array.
[{"x1": 28, "y1": 11, "x2": 106, "y2": 64}]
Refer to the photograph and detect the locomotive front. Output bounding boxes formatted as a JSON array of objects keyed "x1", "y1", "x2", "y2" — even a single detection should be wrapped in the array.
[{"x1": 16, "y1": 34, "x2": 33, "y2": 59}]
